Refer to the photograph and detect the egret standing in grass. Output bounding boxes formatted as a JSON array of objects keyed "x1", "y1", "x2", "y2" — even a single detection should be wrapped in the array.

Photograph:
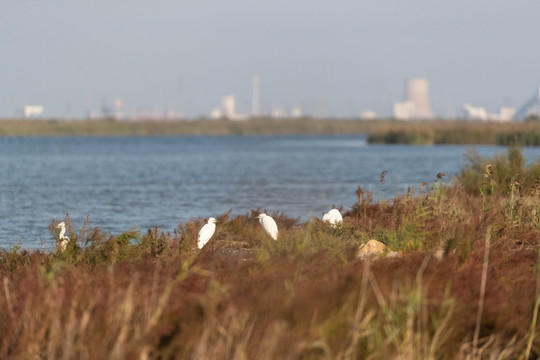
[
  {"x1": 257, "y1": 213, "x2": 278, "y2": 240},
  {"x1": 322, "y1": 208, "x2": 343, "y2": 228},
  {"x1": 198, "y1": 217, "x2": 217, "y2": 249},
  {"x1": 56, "y1": 221, "x2": 69, "y2": 251}
]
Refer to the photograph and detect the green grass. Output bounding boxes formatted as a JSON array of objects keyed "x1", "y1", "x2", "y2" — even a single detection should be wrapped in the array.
[
  {"x1": 2, "y1": 148, "x2": 540, "y2": 358},
  {"x1": 367, "y1": 120, "x2": 540, "y2": 145}
]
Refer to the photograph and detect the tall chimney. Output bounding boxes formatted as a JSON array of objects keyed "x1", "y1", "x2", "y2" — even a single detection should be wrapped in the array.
[{"x1": 252, "y1": 75, "x2": 260, "y2": 116}]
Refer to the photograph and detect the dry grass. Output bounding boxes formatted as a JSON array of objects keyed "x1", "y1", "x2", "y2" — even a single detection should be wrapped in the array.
[
  {"x1": 2, "y1": 148, "x2": 540, "y2": 359},
  {"x1": 0, "y1": 118, "x2": 377, "y2": 136}
]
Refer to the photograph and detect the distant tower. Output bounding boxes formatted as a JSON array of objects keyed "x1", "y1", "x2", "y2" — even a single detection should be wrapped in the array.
[
  {"x1": 114, "y1": 98, "x2": 124, "y2": 120},
  {"x1": 252, "y1": 75, "x2": 260, "y2": 116},
  {"x1": 406, "y1": 78, "x2": 433, "y2": 119},
  {"x1": 221, "y1": 95, "x2": 235, "y2": 118}
]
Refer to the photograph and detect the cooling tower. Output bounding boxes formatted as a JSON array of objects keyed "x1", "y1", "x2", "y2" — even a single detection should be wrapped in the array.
[{"x1": 406, "y1": 78, "x2": 433, "y2": 119}]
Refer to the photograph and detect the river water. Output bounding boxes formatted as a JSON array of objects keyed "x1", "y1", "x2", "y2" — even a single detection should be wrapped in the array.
[{"x1": 1, "y1": 135, "x2": 539, "y2": 248}]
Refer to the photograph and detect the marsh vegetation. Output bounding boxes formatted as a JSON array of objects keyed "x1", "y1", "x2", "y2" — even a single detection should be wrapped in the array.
[
  {"x1": 0, "y1": 118, "x2": 377, "y2": 136},
  {"x1": 368, "y1": 120, "x2": 540, "y2": 145},
  {"x1": 1, "y1": 147, "x2": 540, "y2": 359},
  {"x1": 3, "y1": 118, "x2": 540, "y2": 147}
]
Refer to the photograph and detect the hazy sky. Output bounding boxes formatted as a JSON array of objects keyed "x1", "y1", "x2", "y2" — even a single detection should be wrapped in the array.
[{"x1": 1, "y1": 1, "x2": 539, "y2": 118}]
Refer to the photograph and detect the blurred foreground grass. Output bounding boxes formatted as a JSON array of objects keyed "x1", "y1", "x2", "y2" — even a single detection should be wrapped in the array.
[{"x1": 1, "y1": 147, "x2": 540, "y2": 358}]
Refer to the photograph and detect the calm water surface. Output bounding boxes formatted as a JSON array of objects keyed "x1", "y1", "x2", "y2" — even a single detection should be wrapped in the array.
[{"x1": 1, "y1": 135, "x2": 540, "y2": 248}]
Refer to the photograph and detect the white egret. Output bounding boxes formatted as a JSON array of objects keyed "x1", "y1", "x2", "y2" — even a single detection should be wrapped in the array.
[
  {"x1": 56, "y1": 221, "x2": 69, "y2": 250},
  {"x1": 198, "y1": 217, "x2": 217, "y2": 249},
  {"x1": 256, "y1": 213, "x2": 278, "y2": 240},
  {"x1": 322, "y1": 208, "x2": 343, "y2": 228}
]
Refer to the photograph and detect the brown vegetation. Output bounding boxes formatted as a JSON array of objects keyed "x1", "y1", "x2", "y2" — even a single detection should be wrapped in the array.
[
  {"x1": 0, "y1": 118, "x2": 376, "y2": 136},
  {"x1": 1, "y1": 148, "x2": 540, "y2": 359}
]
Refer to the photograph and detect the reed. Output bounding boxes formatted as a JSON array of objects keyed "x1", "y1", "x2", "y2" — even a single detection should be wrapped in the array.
[
  {"x1": 368, "y1": 120, "x2": 540, "y2": 145},
  {"x1": 4, "y1": 118, "x2": 540, "y2": 147},
  {"x1": 0, "y1": 118, "x2": 377, "y2": 137}
]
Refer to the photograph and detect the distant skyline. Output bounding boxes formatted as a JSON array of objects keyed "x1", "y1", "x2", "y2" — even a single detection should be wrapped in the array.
[{"x1": 1, "y1": 1, "x2": 539, "y2": 118}]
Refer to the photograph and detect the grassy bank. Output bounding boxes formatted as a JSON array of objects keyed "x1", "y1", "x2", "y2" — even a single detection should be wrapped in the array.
[
  {"x1": 367, "y1": 120, "x2": 540, "y2": 145},
  {"x1": 0, "y1": 117, "x2": 377, "y2": 136},
  {"x1": 2, "y1": 147, "x2": 540, "y2": 358}
]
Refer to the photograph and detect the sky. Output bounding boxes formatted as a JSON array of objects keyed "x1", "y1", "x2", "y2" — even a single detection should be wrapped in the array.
[{"x1": 1, "y1": 0, "x2": 539, "y2": 119}]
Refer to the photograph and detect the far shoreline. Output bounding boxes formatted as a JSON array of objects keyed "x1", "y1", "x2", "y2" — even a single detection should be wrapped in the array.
[{"x1": 1, "y1": 117, "x2": 540, "y2": 145}]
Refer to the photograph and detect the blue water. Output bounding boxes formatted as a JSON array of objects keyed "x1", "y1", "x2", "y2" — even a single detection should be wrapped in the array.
[{"x1": 1, "y1": 135, "x2": 539, "y2": 249}]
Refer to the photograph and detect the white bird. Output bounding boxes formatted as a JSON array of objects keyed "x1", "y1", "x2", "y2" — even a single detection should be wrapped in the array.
[
  {"x1": 56, "y1": 221, "x2": 69, "y2": 250},
  {"x1": 198, "y1": 217, "x2": 217, "y2": 249},
  {"x1": 256, "y1": 213, "x2": 278, "y2": 240},
  {"x1": 322, "y1": 208, "x2": 343, "y2": 228}
]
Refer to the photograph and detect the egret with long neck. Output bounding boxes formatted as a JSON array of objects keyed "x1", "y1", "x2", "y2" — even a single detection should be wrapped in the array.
[
  {"x1": 198, "y1": 217, "x2": 217, "y2": 249},
  {"x1": 256, "y1": 213, "x2": 278, "y2": 240},
  {"x1": 56, "y1": 221, "x2": 69, "y2": 251}
]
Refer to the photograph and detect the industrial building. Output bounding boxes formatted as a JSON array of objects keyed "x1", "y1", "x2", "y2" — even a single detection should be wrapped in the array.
[{"x1": 393, "y1": 78, "x2": 433, "y2": 120}]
